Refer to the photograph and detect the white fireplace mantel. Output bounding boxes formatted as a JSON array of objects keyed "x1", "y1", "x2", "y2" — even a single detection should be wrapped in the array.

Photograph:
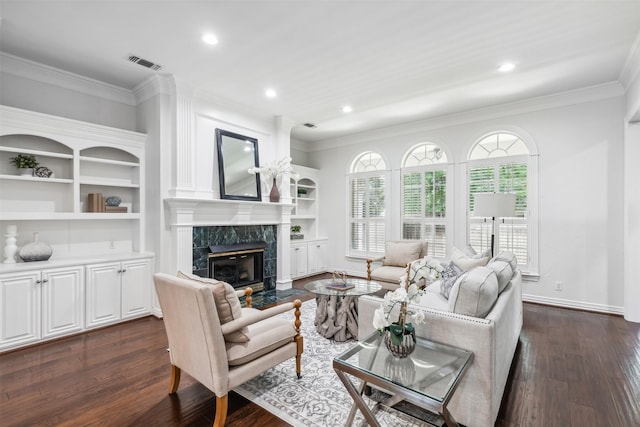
[{"x1": 165, "y1": 197, "x2": 294, "y2": 289}]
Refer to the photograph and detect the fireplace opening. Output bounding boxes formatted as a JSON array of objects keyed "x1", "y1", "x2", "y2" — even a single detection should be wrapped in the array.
[{"x1": 208, "y1": 242, "x2": 266, "y2": 293}]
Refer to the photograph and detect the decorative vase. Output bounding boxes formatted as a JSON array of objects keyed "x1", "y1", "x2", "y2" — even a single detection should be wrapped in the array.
[
  {"x1": 384, "y1": 327, "x2": 416, "y2": 358},
  {"x1": 19, "y1": 232, "x2": 53, "y2": 262},
  {"x1": 18, "y1": 168, "x2": 34, "y2": 177},
  {"x1": 269, "y1": 177, "x2": 280, "y2": 203}
]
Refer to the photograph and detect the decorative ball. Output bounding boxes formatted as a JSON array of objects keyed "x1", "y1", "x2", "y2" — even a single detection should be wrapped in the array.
[{"x1": 105, "y1": 196, "x2": 122, "y2": 207}]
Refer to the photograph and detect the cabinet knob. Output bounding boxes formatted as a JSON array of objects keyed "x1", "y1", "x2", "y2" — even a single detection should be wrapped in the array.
[
  {"x1": 42, "y1": 279, "x2": 48, "y2": 283},
  {"x1": 35, "y1": 280, "x2": 42, "y2": 284}
]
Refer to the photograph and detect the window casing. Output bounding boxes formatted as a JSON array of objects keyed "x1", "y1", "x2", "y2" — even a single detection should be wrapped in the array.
[
  {"x1": 401, "y1": 143, "x2": 449, "y2": 258},
  {"x1": 348, "y1": 152, "x2": 387, "y2": 257}
]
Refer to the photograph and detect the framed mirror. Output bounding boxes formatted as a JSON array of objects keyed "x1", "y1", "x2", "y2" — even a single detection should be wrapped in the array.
[{"x1": 216, "y1": 129, "x2": 261, "y2": 201}]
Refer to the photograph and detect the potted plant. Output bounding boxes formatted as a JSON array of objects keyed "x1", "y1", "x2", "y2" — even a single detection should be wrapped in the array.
[
  {"x1": 9, "y1": 154, "x2": 39, "y2": 176},
  {"x1": 297, "y1": 188, "x2": 308, "y2": 197},
  {"x1": 290, "y1": 224, "x2": 303, "y2": 240}
]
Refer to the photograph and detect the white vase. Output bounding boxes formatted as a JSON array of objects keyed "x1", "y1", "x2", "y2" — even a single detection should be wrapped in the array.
[
  {"x1": 18, "y1": 168, "x2": 34, "y2": 176},
  {"x1": 19, "y1": 232, "x2": 52, "y2": 262}
]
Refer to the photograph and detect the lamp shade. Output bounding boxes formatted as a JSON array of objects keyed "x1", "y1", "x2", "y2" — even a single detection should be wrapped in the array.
[{"x1": 473, "y1": 193, "x2": 516, "y2": 217}]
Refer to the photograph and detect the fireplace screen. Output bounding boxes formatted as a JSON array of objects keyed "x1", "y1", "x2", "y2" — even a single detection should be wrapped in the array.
[{"x1": 208, "y1": 242, "x2": 265, "y2": 292}]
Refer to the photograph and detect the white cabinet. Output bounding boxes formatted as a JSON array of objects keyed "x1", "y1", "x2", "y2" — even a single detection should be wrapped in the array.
[
  {"x1": 290, "y1": 243, "x2": 308, "y2": 278},
  {"x1": 86, "y1": 257, "x2": 152, "y2": 329},
  {"x1": 290, "y1": 239, "x2": 328, "y2": 279},
  {"x1": 307, "y1": 240, "x2": 327, "y2": 274},
  {"x1": 0, "y1": 266, "x2": 84, "y2": 351}
]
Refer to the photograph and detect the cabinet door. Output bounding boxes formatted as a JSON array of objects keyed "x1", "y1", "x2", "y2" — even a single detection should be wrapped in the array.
[
  {"x1": 85, "y1": 262, "x2": 121, "y2": 329},
  {"x1": 308, "y1": 241, "x2": 327, "y2": 274},
  {"x1": 121, "y1": 258, "x2": 151, "y2": 320},
  {"x1": 291, "y1": 244, "x2": 308, "y2": 278},
  {"x1": 42, "y1": 266, "x2": 84, "y2": 339},
  {"x1": 0, "y1": 271, "x2": 41, "y2": 350}
]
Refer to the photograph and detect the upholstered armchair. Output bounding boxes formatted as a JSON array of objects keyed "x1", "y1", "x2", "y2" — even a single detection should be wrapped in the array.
[
  {"x1": 153, "y1": 272, "x2": 303, "y2": 427},
  {"x1": 366, "y1": 240, "x2": 428, "y2": 290}
]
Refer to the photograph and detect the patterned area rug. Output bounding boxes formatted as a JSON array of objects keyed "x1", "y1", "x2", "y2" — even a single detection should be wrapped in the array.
[{"x1": 233, "y1": 299, "x2": 434, "y2": 426}]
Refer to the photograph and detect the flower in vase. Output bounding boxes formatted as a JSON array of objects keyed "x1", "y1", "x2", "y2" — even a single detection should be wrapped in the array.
[{"x1": 247, "y1": 156, "x2": 293, "y2": 179}]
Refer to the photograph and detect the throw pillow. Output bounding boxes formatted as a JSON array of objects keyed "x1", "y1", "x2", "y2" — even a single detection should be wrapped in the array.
[
  {"x1": 383, "y1": 241, "x2": 422, "y2": 267},
  {"x1": 486, "y1": 260, "x2": 513, "y2": 293},
  {"x1": 439, "y1": 261, "x2": 463, "y2": 299},
  {"x1": 451, "y1": 246, "x2": 490, "y2": 271},
  {"x1": 176, "y1": 271, "x2": 250, "y2": 343},
  {"x1": 491, "y1": 251, "x2": 518, "y2": 272},
  {"x1": 447, "y1": 267, "x2": 499, "y2": 317}
]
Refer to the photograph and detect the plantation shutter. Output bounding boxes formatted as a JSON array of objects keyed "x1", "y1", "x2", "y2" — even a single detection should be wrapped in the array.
[{"x1": 350, "y1": 174, "x2": 385, "y2": 255}]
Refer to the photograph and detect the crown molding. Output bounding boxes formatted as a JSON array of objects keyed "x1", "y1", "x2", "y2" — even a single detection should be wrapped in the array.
[
  {"x1": 308, "y1": 81, "x2": 625, "y2": 152},
  {"x1": 0, "y1": 52, "x2": 136, "y2": 106},
  {"x1": 132, "y1": 74, "x2": 174, "y2": 104},
  {"x1": 620, "y1": 32, "x2": 640, "y2": 90}
]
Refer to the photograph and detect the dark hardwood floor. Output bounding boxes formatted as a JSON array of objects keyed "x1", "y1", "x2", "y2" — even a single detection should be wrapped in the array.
[{"x1": 1, "y1": 275, "x2": 639, "y2": 426}]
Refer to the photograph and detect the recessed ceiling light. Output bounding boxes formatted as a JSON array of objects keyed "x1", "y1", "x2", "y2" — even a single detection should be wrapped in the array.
[
  {"x1": 265, "y1": 88, "x2": 277, "y2": 98},
  {"x1": 498, "y1": 62, "x2": 516, "y2": 73},
  {"x1": 342, "y1": 105, "x2": 353, "y2": 113},
  {"x1": 202, "y1": 33, "x2": 218, "y2": 45}
]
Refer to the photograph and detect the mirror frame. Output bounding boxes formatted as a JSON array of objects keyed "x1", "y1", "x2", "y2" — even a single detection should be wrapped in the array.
[{"x1": 216, "y1": 129, "x2": 261, "y2": 201}]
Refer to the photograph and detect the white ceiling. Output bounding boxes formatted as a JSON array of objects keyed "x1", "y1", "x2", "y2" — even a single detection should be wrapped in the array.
[{"x1": 1, "y1": 1, "x2": 639, "y2": 143}]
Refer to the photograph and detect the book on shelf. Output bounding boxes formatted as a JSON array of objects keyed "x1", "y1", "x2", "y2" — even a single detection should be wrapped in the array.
[
  {"x1": 325, "y1": 282, "x2": 355, "y2": 291},
  {"x1": 105, "y1": 206, "x2": 128, "y2": 213}
]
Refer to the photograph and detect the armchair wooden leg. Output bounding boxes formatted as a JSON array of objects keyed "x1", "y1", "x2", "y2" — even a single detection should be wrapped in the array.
[
  {"x1": 169, "y1": 364, "x2": 181, "y2": 394},
  {"x1": 293, "y1": 299, "x2": 303, "y2": 379},
  {"x1": 366, "y1": 259, "x2": 372, "y2": 281},
  {"x1": 213, "y1": 395, "x2": 228, "y2": 427},
  {"x1": 244, "y1": 287, "x2": 253, "y2": 308}
]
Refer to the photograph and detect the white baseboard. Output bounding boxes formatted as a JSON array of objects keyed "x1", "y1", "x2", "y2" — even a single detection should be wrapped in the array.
[{"x1": 522, "y1": 293, "x2": 624, "y2": 315}]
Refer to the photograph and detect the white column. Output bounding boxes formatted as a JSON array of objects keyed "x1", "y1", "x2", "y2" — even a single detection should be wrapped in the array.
[
  {"x1": 624, "y1": 122, "x2": 640, "y2": 322},
  {"x1": 170, "y1": 78, "x2": 196, "y2": 198}
]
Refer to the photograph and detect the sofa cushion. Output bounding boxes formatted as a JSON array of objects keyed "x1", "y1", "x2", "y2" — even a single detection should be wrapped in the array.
[
  {"x1": 448, "y1": 266, "x2": 499, "y2": 317},
  {"x1": 439, "y1": 261, "x2": 463, "y2": 299},
  {"x1": 452, "y1": 246, "x2": 490, "y2": 271},
  {"x1": 370, "y1": 265, "x2": 406, "y2": 283},
  {"x1": 486, "y1": 260, "x2": 513, "y2": 293},
  {"x1": 177, "y1": 271, "x2": 249, "y2": 343},
  {"x1": 383, "y1": 241, "x2": 422, "y2": 267},
  {"x1": 491, "y1": 251, "x2": 518, "y2": 272},
  {"x1": 226, "y1": 312, "x2": 296, "y2": 366}
]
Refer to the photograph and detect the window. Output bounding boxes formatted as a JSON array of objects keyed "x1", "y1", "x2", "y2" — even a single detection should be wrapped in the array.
[
  {"x1": 468, "y1": 132, "x2": 533, "y2": 271},
  {"x1": 349, "y1": 152, "x2": 387, "y2": 256},
  {"x1": 401, "y1": 143, "x2": 449, "y2": 258}
]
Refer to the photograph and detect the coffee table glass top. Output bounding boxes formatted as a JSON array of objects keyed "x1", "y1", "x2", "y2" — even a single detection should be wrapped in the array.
[
  {"x1": 334, "y1": 332, "x2": 473, "y2": 403},
  {"x1": 304, "y1": 278, "x2": 382, "y2": 296}
]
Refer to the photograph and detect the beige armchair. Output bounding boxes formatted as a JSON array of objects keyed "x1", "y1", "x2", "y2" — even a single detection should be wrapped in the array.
[
  {"x1": 153, "y1": 273, "x2": 303, "y2": 426},
  {"x1": 366, "y1": 240, "x2": 428, "y2": 290}
]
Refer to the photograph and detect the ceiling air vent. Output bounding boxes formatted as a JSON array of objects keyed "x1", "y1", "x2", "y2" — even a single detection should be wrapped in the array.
[
  {"x1": 303, "y1": 123, "x2": 317, "y2": 129},
  {"x1": 127, "y1": 55, "x2": 163, "y2": 71}
]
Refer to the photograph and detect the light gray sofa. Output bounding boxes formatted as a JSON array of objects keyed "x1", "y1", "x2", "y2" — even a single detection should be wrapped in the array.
[{"x1": 358, "y1": 252, "x2": 523, "y2": 427}]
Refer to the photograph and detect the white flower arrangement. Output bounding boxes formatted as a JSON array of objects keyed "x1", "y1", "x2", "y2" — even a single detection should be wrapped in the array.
[
  {"x1": 247, "y1": 156, "x2": 293, "y2": 179},
  {"x1": 398, "y1": 255, "x2": 444, "y2": 288},
  {"x1": 372, "y1": 256, "x2": 444, "y2": 345}
]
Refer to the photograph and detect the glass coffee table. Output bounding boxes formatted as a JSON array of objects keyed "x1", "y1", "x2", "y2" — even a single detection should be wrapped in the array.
[
  {"x1": 333, "y1": 332, "x2": 473, "y2": 427},
  {"x1": 304, "y1": 278, "x2": 381, "y2": 342}
]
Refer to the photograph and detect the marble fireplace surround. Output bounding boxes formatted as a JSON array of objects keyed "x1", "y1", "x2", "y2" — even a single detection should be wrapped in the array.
[{"x1": 165, "y1": 198, "x2": 294, "y2": 290}]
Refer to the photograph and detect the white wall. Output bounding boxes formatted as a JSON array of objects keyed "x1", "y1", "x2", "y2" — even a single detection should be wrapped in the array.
[
  {"x1": 311, "y1": 94, "x2": 626, "y2": 313},
  {"x1": 0, "y1": 55, "x2": 137, "y2": 131}
]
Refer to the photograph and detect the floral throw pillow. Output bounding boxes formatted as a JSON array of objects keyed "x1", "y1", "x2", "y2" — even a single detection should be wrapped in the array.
[{"x1": 440, "y1": 261, "x2": 462, "y2": 299}]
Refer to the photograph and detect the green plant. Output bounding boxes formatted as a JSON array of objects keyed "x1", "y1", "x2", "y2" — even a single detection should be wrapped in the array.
[
  {"x1": 290, "y1": 225, "x2": 302, "y2": 234},
  {"x1": 297, "y1": 188, "x2": 307, "y2": 195},
  {"x1": 9, "y1": 154, "x2": 39, "y2": 169}
]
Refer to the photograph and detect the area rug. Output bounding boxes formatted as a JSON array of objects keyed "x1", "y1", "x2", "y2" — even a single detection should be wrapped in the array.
[{"x1": 233, "y1": 299, "x2": 434, "y2": 426}]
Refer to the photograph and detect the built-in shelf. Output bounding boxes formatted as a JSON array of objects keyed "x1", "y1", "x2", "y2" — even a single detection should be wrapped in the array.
[
  {"x1": 79, "y1": 156, "x2": 140, "y2": 167},
  {"x1": 79, "y1": 178, "x2": 140, "y2": 188},
  {"x1": 0, "y1": 146, "x2": 74, "y2": 159},
  {"x1": 0, "y1": 212, "x2": 141, "y2": 221},
  {"x1": 0, "y1": 174, "x2": 73, "y2": 184}
]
